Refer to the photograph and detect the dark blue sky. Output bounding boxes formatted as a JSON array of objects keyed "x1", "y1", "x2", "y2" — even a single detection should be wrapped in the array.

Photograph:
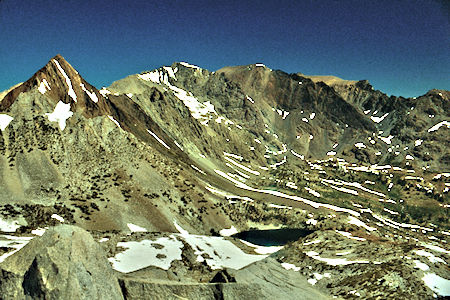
[{"x1": 0, "y1": 0, "x2": 448, "y2": 97}]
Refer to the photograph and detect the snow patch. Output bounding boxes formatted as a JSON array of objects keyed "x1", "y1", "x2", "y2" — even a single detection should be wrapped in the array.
[
  {"x1": 354, "y1": 142, "x2": 366, "y2": 149},
  {"x1": 38, "y1": 79, "x2": 51, "y2": 94},
  {"x1": 336, "y1": 230, "x2": 366, "y2": 241},
  {"x1": 45, "y1": 101, "x2": 73, "y2": 130},
  {"x1": 414, "y1": 250, "x2": 446, "y2": 264},
  {"x1": 268, "y1": 203, "x2": 292, "y2": 209},
  {"x1": 305, "y1": 187, "x2": 321, "y2": 197},
  {"x1": 281, "y1": 262, "x2": 301, "y2": 271},
  {"x1": 0, "y1": 217, "x2": 21, "y2": 232},
  {"x1": 379, "y1": 135, "x2": 394, "y2": 145},
  {"x1": 107, "y1": 116, "x2": 121, "y2": 128},
  {"x1": 147, "y1": 129, "x2": 170, "y2": 149},
  {"x1": 422, "y1": 273, "x2": 450, "y2": 296},
  {"x1": 179, "y1": 62, "x2": 201, "y2": 69},
  {"x1": 305, "y1": 251, "x2": 370, "y2": 266},
  {"x1": 80, "y1": 83, "x2": 98, "y2": 103},
  {"x1": 109, "y1": 236, "x2": 183, "y2": 273},
  {"x1": 99, "y1": 88, "x2": 111, "y2": 96},
  {"x1": 348, "y1": 216, "x2": 377, "y2": 231},
  {"x1": 0, "y1": 235, "x2": 33, "y2": 263},
  {"x1": 428, "y1": 121, "x2": 450, "y2": 133},
  {"x1": 127, "y1": 223, "x2": 147, "y2": 233},
  {"x1": 53, "y1": 59, "x2": 77, "y2": 102},
  {"x1": 50, "y1": 214, "x2": 64, "y2": 223},
  {"x1": 370, "y1": 113, "x2": 389, "y2": 123},
  {"x1": 0, "y1": 114, "x2": 14, "y2": 131},
  {"x1": 414, "y1": 260, "x2": 429, "y2": 271},
  {"x1": 219, "y1": 226, "x2": 238, "y2": 237},
  {"x1": 173, "y1": 221, "x2": 269, "y2": 270}
]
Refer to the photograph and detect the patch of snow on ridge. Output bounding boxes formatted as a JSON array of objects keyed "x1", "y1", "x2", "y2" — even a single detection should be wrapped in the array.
[
  {"x1": 321, "y1": 179, "x2": 358, "y2": 196},
  {"x1": 415, "y1": 139, "x2": 423, "y2": 146},
  {"x1": 170, "y1": 85, "x2": 216, "y2": 125},
  {"x1": 305, "y1": 251, "x2": 370, "y2": 266},
  {"x1": 80, "y1": 83, "x2": 98, "y2": 103},
  {"x1": 127, "y1": 223, "x2": 147, "y2": 233},
  {"x1": 179, "y1": 62, "x2": 201, "y2": 69},
  {"x1": 414, "y1": 260, "x2": 429, "y2": 271},
  {"x1": 305, "y1": 187, "x2": 321, "y2": 197},
  {"x1": 421, "y1": 243, "x2": 450, "y2": 254},
  {"x1": 0, "y1": 235, "x2": 33, "y2": 263},
  {"x1": 354, "y1": 142, "x2": 366, "y2": 149},
  {"x1": 281, "y1": 262, "x2": 301, "y2": 272},
  {"x1": 422, "y1": 273, "x2": 450, "y2": 296},
  {"x1": 107, "y1": 116, "x2": 121, "y2": 128},
  {"x1": 269, "y1": 203, "x2": 292, "y2": 209},
  {"x1": 219, "y1": 226, "x2": 238, "y2": 236},
  {"x1": 224, "y1": 157, "x2": 260, "y2": 176},
  {"x1": 379, "y1": 135, "x2": 394, "y2": 144},
  {"x1": 336, "y1": 230, "x2": 366, "y2": 241},
  {"x1": 428, "y1": 121, "x2": 450, "y2": 133},
  {"x1": 53, "y1": 59, "x2": 77, "y2": 102},
  {"x1": 163, "y1": 66, "x2": 177, "y2": 79},
  {"x1": 31, "y1": 228, "x2": 47, "y2": 236},
  {"x1": 239, "y1": 240, "x2": 283, "y2": 254},
  {"x1": 348, "y1": 216, "x2": 377, "y2": 231},
  {"x1": 109, "y1": 236, "x2": 183, "y2": 273},
  {"x1": 173, "y1": 221, "x2": 269, "y2": 269},
  {"x1": 38, "y1": 79, "x2": 51, "y2": 94},
  {"x1": 99, "y1": 88, "x2": 111, "y2": 96},
  {"x1": 0, "y1": 114, "x2": 13, "y2": 131},
  {"x1": 0, "y1": 217, "x2": 21, "y2": 232},
  {"x1": 370, "y1": 113, "x2": 389, "y2": 123},
  {"x1": 147, "y1": 129, "x2": 170, "y2": 150},
  {"x1": 286, "y1": 182, "x2": 298, "y2": 189},
  {"x1": 291, "y1": 150, "x2": 304, "y2": 160},
  {"x1": 45, "y1": 101, "x2": 73, "y2": 130},
  {"x1": 51, "y1": 214, "x2": 64, "y2": 223},
  {"x1": 246, "y1": 95, "x2": 254, "y2": 103},
  {"x1": 191, "y1": 164, "x2": 206, "y2": 175},
  {"x1": 414, "y1": 250, "x2": 446, "y2": 264},
  {"x1": 223, "y1": 152, "x2": 243, "y2": 161}
]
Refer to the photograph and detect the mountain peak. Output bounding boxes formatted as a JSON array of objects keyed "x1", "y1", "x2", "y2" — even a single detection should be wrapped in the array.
[{"x1": 0, "y1": 55, "x2": 104, "y2": 114}]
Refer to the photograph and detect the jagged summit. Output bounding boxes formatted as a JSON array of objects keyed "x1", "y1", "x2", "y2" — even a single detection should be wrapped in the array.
[{"x1": 0, "y1": 55, "x2": 106, "y2": 117}]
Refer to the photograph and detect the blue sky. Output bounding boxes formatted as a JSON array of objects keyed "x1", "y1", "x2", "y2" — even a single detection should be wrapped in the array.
[{"x1": 0, "y1": 0, "x2": 448, "y2": 97}]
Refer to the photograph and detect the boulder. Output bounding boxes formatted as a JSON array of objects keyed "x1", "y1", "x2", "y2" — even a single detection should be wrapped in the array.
[{"x1": 0, "y1": 225, "x2": 123, "y2": 300}]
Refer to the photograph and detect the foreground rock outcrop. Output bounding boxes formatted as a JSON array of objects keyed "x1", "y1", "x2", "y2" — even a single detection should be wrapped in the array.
[{"x1": 0, "y1": 225, "x2": 123, "y2": 299}]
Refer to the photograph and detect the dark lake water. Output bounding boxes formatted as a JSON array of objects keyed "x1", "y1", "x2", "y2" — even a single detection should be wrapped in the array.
[{"x1": 232, "y1": 228, "x2": 314, "y2": 246}]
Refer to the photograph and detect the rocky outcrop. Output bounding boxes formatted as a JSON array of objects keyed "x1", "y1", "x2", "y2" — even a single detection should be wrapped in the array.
[
  {"x1": 118, "y1": 279, "x2": 266, "y2": 300},
  {"x1": 0, "y1": 225, "x2": 123, "y2": 300}
]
